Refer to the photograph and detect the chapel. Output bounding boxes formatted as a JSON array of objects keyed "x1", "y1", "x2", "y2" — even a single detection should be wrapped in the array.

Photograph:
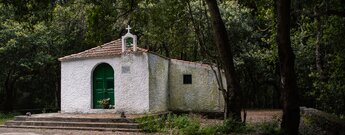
[{"x1": 59, "y1": 26, "x2": 225, "y2": 114}]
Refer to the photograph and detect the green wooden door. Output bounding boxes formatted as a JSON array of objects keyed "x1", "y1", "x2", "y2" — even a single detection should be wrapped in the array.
[{"x1": 93, "y1": 63, "x2": 114, "y2": 109}]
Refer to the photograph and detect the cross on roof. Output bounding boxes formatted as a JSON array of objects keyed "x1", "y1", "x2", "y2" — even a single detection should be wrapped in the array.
[{"x1": 126, "y1": 25, "x2": 131, "y2": 33}]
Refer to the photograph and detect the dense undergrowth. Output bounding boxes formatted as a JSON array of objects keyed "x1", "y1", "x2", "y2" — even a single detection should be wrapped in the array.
[
  {"x1": 0, "y1": 113, "x2": 16, "y2": 125},
  {"x1": 136, "y1": 113, "x2": 281, "y2": 135}
]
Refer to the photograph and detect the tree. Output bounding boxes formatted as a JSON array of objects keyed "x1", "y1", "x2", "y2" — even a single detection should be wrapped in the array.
[
  {"x1": 276, "y1": 0, "x2": 300, "y2": 134},
  {"x1": 0, "y1": 1, "x2": 92, "y2": 112},
  {"x1": 292, "y1": 0, "x2": 345, "y2": 116},
  {"x1": 204, "y1": 0, "x2": 242, "y2": 121},
  {"x1": 132, "y1": 0, "x2": 193, "y2": 59},
  {"x1": 1, "y1": 0, "x2": 344, "y2": 119}
]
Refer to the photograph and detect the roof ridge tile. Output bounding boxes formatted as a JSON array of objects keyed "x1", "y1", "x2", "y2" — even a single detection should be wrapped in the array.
[{"x1": 59, "y1": 39, "x2": 146, "y2": 61}]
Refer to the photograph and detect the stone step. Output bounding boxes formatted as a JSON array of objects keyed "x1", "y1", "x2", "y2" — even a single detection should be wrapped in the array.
[
  {"x1": 14, "y1": 116, "x2": 135, "y2": 123},
  {"x1": 3, "y1": 125, "x2": 141, "y2": 132},
  {"x1": 5, "y1": 121, "x2": 140, "y2": 129}
]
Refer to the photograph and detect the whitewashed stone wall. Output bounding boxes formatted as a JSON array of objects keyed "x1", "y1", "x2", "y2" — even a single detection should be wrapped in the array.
[
  {"x1": 148, "y1": 54, "x2": 169, "y2": 113},
  {"x1": 60, "y1": 53, "x2": 150, "y2": 114},
  {"x1": 168, "y1": 59, "x2": 224, "y2": 112},
  {"x1": 117, "y1": 53, "x2": 150, "y2": 114}
]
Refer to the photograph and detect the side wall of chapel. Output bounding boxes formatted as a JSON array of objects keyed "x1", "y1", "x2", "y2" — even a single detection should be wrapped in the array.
[
  {"x1": 168, "y1": 59, "x2": 224, "y2": 113},
  {"x1": 148, "y1": 53, "x2": 170, "y2": 113}
]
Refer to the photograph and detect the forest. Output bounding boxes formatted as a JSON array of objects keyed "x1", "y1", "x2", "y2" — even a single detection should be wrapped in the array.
[{"x1": 0, "y1": 0, "x2": 344, "y2": 131}]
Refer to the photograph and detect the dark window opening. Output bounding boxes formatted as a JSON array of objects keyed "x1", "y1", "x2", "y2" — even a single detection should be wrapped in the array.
[
  {"x1": 126, "y1": 38, "x2": 133, "y2": 47},
  {"x1": 183, "y1": 74, "x2": 192, "y2": 84}
]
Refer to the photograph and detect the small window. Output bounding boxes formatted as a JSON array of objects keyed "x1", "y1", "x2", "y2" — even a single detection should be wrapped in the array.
[
  {"x1": 183, "y1": 74, "x2": 192, "y2": 84},
  {"x1": 126, "y1": 38, "x2": 133, "y2": 47}
]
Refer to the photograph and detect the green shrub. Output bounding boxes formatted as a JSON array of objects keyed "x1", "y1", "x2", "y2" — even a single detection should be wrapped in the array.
[
  {"x1": 179, "y1": 121, "x2": 201, "y2": 135},
  {"x1": 199, "y1": 125, "x2": 219, "y2": 135},
  {"x1": 137, "y1": 114, "x2": 254, "y2": 134},
  {"x1": 258, "y1": 121, "x2": 282, "y2": 135},
  {"x1": 0, "y1": 113, "x2": 16, "y2": 125},
  {"x1": 135, "y1": 115, "x2": 163, "y2": 132},
  {"x1": 217, "y1": 119, "x2": 252, "y2": 133},
  {"x1": 168, "y1": 114, "x2": 191, "y2": 129},
  {"x1": 173, "y1": 115, "x2": 189, "y2": 128},
  {"x1": 137, "y1": 114, "x2": 204, "y2": 133}
]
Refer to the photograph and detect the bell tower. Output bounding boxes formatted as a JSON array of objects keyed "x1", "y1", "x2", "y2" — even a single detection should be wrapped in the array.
[{"x1": 121, "y1": 25, "x2": 137, "y2": 52}]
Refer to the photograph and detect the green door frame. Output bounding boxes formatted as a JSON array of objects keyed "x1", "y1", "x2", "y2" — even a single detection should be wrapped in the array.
[{"x1": 92, "y1": 63, "x2": 115, "y2": 109}]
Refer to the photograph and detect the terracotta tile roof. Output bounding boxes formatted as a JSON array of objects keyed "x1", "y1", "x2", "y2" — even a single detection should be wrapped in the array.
[{"x1": 59, "y1": 39, "x2": 148, "y2": 61}]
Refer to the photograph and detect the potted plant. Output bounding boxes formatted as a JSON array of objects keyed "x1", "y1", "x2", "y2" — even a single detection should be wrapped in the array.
[{"x1": 98, "y1": 98, "x2": 111, "y2": 109}]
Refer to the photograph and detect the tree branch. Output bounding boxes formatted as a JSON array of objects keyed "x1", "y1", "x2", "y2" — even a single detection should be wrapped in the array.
[{"x1": 323, "y1": 9, "x2": 345, "y2": 17}]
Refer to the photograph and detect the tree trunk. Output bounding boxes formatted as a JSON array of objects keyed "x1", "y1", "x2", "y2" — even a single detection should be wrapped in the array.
[
  {"x1": 4, "y1": 70, "x2": 15, "y2": 112},
  {"x1": 315, "y1": 16, "x2": 324, "y2": 80},
  {"x1": 205, "y1": 0, "x2": 242, "y2": 121},
  {"x1": 276, "y1": 0, "x2": 300, "y2": 134},
  {"x1": 55, "y1": 80, "x2": 60, "y2": 110},
  {"x1": 186, "y1": 0, "x2": 203, "y2": 61},
  {"x1": 162, "y1": 42, "x2": 170, "y2": 58},
  {"x1": 4, "y1": 83, "x2": 14, "y2": 112}
]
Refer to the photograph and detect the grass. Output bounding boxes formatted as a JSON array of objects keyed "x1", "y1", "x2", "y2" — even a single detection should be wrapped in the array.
[
  {"x1": 136, "y1": 113, "x2": 253, "y2": 134},
  {"x1": 256, "y1": 121, "x2": 282, "y2": 135},
  {"x1": 0, "y1": 113, "x2": 16, "y2": 125}
]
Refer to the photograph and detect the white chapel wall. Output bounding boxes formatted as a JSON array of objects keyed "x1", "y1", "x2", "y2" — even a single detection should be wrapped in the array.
[
  {"x1": 117, "y1": 53, "x2": 150, "y2": 114},
  {"x1": 60, "y1": 53, "x2": 150, "y2": 114},
  {"x1": 168, "y1": 59, "x2": 224, "y2": 112},
  {"x1": 148, "y1": 53, "x2": 169, "y2": 113},
  {"x1": 61, "y1": 57, "x2": 118, "y2": 113}
]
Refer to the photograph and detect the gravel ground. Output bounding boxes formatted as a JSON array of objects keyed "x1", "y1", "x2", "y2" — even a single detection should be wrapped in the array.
[
  {"x1": 0, "y1": 128, "x2": 156, "y2": 135},
  {"x1": 26, "y1": 113, "x2": 148, "y2": 119},
  {"x1": 243, "y1": 109, "x2": 282, "y2": 123},
  {"x1": 200, "y1": 109, "x2": 282, "y2": 127}
]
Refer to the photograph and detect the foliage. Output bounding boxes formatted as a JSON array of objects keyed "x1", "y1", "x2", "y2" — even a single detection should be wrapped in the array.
[
  {"x1": 0, "y1": 0, "x2": 344, "y2": 118},
  {"x1": 136, "y1": 114, "x2": 253, "y2": 134},
  {"x1": 0, "y1": 113, "x2": 16, "y2": 125},
  {"x1": 216, "y1": 119, "x2": 253, "y2": 134},
  {"x1": 136, "y1": 114, "x2": 201, "y2": 133},
  {"x1": 135, "y1": 115, "x2": 163, "y2": 132},
  {"x1": 97, "y1": 98, "x2": 110, "y2": 109},
  {"x1": 0, "y1": 1, "x2": 92, "y2": 111},
  {"x1": 198, "y1": 125, "x2": 219, "y2": 135},
  {"x1": 257, "y1": 121, "x2": 282, "y2": 135},
  {"x1": 289, "y1": 1, "x2": 345, "y2": 116}
]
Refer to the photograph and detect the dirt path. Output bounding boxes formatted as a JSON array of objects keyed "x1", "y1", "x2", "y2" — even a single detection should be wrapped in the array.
[
  {"x1": 244, "y1": 109, "x2": 282, "y2": 123},
  {"x1": 0, "y1": 128, "x2": 156, "y2": 135}
]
